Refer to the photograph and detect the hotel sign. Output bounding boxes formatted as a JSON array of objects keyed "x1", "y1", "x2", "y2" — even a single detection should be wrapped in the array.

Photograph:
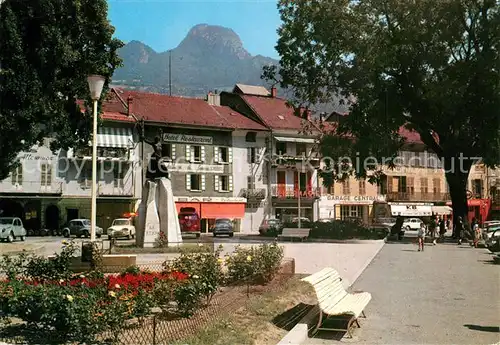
[
  {"x1": 165, "y1": 163, "x2": 223, "y2": 174},
  {"x1": 163, "y1": 133, "x2": 213, "y2": 145}
]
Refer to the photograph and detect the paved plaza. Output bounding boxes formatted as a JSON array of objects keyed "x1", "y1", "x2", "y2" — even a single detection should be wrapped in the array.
[{"x1": 306, "y1": 241, "x2": 500, "y2": 345}]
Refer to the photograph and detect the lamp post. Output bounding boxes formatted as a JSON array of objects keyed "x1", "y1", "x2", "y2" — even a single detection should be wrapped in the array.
[{"x1": 87, "y1": 75, "x2": 105, "y2": 241}]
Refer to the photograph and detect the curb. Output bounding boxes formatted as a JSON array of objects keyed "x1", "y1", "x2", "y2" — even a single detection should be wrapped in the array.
[
  {"x1": 276, "y1": 241, "x2": 386, "y2": 345},
  {"x1": 238, "y1": 236, "x2": 386, "y2": 245},
  {"x1": 2, "y1": 244, "x2": 44, "y2": 256}
]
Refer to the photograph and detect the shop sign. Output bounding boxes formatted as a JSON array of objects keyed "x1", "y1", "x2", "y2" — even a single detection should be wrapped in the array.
[
  {"x1": 165, "y1": 163, "x2": 223, "y2": 174},
  {"x1": 175, "y1": 196, "x2": 246, "y2": 203},
  {"x1": 322, "y1": 195, "x2": 386, "y2": 204},
  {"x1": 163, "y1": 133, "x2": 213, "y2": 145},
  {"x1": 19, "y1": 153, "x2": 55, "y2": 161}
]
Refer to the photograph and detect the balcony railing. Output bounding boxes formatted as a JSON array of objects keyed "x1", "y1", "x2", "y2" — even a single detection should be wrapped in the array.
[
  {"x1": 98, "y1": 183, "x2": 134, "y2": 197},
  {"x1": 270, "y1": 154, "x2": 320, "y2": 169},
  {"x1": 385, "y1": 191, "x2": 451, "y2": 202},
  {"x1": 239, "y1": 188, "x2": 266, "y2": 200},
  {"x1": 0, "y1": 181, "x2": 63, "y2": 194},
  {"x1": 271, "y1": 185, "x2": 322, "y2": 199}
]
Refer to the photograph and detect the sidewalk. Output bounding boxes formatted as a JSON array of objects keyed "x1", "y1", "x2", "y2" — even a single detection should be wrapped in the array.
[{"x1": 306, "y1": 242, "x2": 500, "y2": 344}]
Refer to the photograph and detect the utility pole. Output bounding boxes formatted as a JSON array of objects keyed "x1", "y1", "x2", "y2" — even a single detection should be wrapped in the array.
[{"x1": 169, "y1": 50, "x2": 172, "y2": 96}]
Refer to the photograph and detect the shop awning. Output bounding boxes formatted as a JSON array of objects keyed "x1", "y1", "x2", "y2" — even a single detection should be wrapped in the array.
[
  {"x1": 95, "y1": 127, "x2": 134, "y2": 148},
  {"x1": 274, "y1": 136, "x2": 316, "y2": 144},
  {"x1": 201, "y1": 203, "x2": 245, "y2": 219},
  {"x1": 390, "y1": 204, "x2": 432, "y2": 217},
  {"x1": 431, "y1": 205, "x2": 452, "y2": 215}
]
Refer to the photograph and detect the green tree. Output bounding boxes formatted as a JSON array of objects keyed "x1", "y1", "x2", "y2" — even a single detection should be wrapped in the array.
[
  {"x1": 0, "y1": 0, "x2": 123, "y2": 180},
  {"x1": 269, "y1": 0, "x2": 500, "y2": 226}
]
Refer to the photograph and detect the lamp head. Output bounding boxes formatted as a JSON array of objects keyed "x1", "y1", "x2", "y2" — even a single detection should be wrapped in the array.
[{"x1": 87, "y1": 75, "x2": 106, "y2": 101}]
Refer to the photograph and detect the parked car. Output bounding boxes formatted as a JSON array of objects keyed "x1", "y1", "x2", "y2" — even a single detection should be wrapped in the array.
[
  {"x1": 62, "y1": 219, "x2": 103, "y2": 238},
  {"x1": 212, "y1": 218, "x2": 234, "y2": 237},
  {"x1": 291, "y1": 217, "x2": 312, "y2": 227},
  {"x1": 486, "y1": 229, "x2": 500, "y2": 253},
  {"x1": 402, "y1": 218, "x2": 423, "y2": 231},
  {"x1": 482, "y1": 220, "x2": 500, "y2": 229},
  {"x1": 317, "y1": 218, "x2": 335, "y2": 223},
  {"x1": 107, "y1": 218, "x2": 136, "y2": 240},
  {"x1": 483, "y1": 224, "x2": 500, "y2": 245},
  {"x1": 259, "y1": 219, "x2": 284, "y2": 236},
  {"x1": 178, "y1": 207, "x2": 201, "y2": 238},
  {"x1": 0, "y1": 217, "x2": 27, "y2": 242}
]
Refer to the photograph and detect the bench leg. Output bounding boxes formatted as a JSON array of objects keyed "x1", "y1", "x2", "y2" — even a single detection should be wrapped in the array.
[
  {"x1": 346, "y1": 317, "x2": 356, "y2": 338},
  {"x1": 361, "y1": 310, "x2": 366, "y2": 318},
  {"x1": 313, "y1": 309, "x2": 323, "y2": 335},
  {"x1": 355, "y1": 319, "x2": 360, "y2": 328}
]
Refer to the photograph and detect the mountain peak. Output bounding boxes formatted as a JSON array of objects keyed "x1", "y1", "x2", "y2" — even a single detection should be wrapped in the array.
[{"x1": 177, "y1": 24, "x2": 251, "y2": 60}]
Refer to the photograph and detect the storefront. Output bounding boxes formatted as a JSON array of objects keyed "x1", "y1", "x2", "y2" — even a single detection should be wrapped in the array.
[
  {"x1": 319, "y1": 195, "x2": 386, "y2": 225},
  {"x1": 389, "y1": 203, "x2": 433, "y2": 217},
  {"x1": 445, "y1": 198, "x2": 492, "y2": 224},
  {"x1": 175, "y1": 197, "x2": 246, "y2": 232}
]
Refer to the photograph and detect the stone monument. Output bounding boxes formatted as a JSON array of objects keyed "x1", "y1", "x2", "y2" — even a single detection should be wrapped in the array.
[{"x1": 136, "y1": 130, "x2": 182, "y2": 248}]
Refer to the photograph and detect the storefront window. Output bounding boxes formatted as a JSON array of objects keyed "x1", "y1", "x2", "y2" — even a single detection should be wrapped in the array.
[{"x1": 340, "y1": 205, "x2": 364, "y2": 220}]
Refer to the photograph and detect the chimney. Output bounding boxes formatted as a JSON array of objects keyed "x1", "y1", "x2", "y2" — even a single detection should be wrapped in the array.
[
  {"x1": 127, "y1": 95, "x2": 133, "y2": 116},
  {"x1": 207, "y1": 92, "x2": 220, "y2": 106},
  {"x1": 271, "y1": 86, "x2": 277, "y2": 98}
]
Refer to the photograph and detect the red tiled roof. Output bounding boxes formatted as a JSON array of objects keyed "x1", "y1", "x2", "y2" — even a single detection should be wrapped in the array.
[
  {"x1": 105, "y1": 89, "x2": 266, "y2": 130},
  {"x1": 241, "y1": 95, "x2": 317, "y2": 131},
  {"x1": 398, "y1": 127, "x2": 423, "y2": 143}
]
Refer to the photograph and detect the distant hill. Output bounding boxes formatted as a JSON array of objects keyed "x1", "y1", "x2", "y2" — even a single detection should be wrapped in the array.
[{"x1": 112, "y1": 24, "x2": 279, "y2": 97}]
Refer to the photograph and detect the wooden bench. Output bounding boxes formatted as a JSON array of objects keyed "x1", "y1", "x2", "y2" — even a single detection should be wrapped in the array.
[
  {"x1": 278, "y1": 228, "x2": 311, "y2": 241},
  {"x1": 302, "y1": 267, "x2": 372, "y2": 338}
]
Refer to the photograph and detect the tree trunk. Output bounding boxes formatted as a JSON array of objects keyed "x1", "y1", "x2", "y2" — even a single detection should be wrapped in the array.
[{"x1": 444, "y1": 156, "x2": 472, "y2": 238}]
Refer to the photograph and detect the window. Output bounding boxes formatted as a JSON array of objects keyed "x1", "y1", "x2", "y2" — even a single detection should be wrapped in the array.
[
  {"x1": 186, "y1": 145, "x2": 204, "y2": 163},
  {"x1": 299, "y1": 172, "x2": 307, "y2": 191},
  {"x1": 114, "y1": 166, "x2": 125, "y2": 188},
  {"x1": 276, "y1": 142, "x2": 287, "y2": 155},
  {"x1": 327, "y1": 185, "x2": 334, "y2": 195},
  {"x1": 359, "y1": 180, "x2": 366, "y2": 195},
  {"x1": 396, "y1": 176, "x2": 407, "y2": 193},
  {"x1": 188, "y1": 174, "x2": 201, "y2": 191},
  {"x1": 79, "y1": 163, "x2": 92, "y2": 188},
  {"x1": 433, "y1": 178, "x2": 441, "y2": 195},
  {"x1": 340, "y1": 206, "x2": 364, "y2": 220},
  {"x1": 248, "y1": 147, "x2": 257, "y2": 163},
  {"x1": 41, "y1": 163, "x2": 52, "y2": 187},
  {"x1": 420, "y1": 177, "x2": 428, "y2": 194},
  {"x1": 342, "y1": 179, "x2": 350, "y2": 195},
  {"x1": 296, "y1": 143, "x2": 307, "y2": 157},
  {"x1": 407, "y1": 177, "x2": 415, "y2": 195},
  {"x1": 245, "y1": 132, "x2": 257, "y2": 142},
  {"x1": 215, "y1": 175, "x2": 233, "y2": 192},
  {"x1": 247, "y1": 176, "x2": 255, "y2": 190},
  {"x1": 11, "y1": 166, "x2": 23, "y2": 185},
  {"x1": 162, "y1": 143, "x2": 172, "y2": 158},
  {"x1": 472, "y1": 179, "x2": 483, "y2": 198},
  {"x1": 216, "y1": 147, "x2": 231, "y2": 163}
]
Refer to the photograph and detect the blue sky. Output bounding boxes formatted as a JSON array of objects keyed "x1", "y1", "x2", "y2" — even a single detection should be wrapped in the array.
[{"x1": 107, "y1": 0, "x2": 281, "y2": 59}]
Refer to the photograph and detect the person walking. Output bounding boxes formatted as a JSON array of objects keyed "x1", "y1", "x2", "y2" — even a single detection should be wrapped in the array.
[
  {"x1": 472, "y1": 218, "x2": 481, "y2": 248},
  {"x1": 456, "y1": 216, "x2": 465, "y2": 245},
  {"x1": 439, "y1": 217, "x2": 446, "y2": 242},
  {"x1": 431, "y1": 217, "x2": 438, "y2": 245},
  {"x1": 418, "y1": 222, "x2": 426, "y2": 251}
]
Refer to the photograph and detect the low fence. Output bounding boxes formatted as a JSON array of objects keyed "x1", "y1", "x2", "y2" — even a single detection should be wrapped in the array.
[{"x1": 0, "y1": 259, "x2": 295, "y2": 345}]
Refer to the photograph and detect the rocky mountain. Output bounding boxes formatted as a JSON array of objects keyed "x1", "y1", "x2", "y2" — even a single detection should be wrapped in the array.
[{"x1": 112, "y1": 24, "x2": 279, "y2": 97}]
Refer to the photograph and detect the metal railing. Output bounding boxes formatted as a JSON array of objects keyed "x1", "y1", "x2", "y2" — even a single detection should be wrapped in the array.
[
  {"x1": 385, "y1": 191, "x2": 451, "y2": 202},
  {"x1": 98, "y1": 182, "x2": 134, "y2": 196},
  {"x1": 239, "y1": 188, "x2": 266, "y2": 199},
  {"x1": 0, "y1": 181, "x2": 63, "y2": 194},
  {"x1": 271, "y1": 185, "x2": 322, "y2": 198}
]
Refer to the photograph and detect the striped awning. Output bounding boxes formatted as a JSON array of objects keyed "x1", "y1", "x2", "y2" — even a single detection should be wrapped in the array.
[{"x1": 95, "y1": 127, "x2": 134, "y2": 148}]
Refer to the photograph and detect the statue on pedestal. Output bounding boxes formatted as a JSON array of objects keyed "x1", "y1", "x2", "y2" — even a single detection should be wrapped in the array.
[{"x1": 139, "y1": 126, "x2": 170, "y2": 180}]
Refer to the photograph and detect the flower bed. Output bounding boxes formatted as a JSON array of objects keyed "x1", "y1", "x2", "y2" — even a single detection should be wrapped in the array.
[{"x1": 0, "y1": 242, "x2": 285, "y2": 344}]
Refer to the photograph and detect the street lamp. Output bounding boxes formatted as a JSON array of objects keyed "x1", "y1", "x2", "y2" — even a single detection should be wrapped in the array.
[{"x1": 87, "y1": 75, "x2": 105, "y2": 241}]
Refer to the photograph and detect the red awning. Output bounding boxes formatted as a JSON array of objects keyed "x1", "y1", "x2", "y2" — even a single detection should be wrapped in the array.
[
  {"x1": 176, "y1": 202, "x2": 201, "y2": 214},
  {"x1": 200, "y1": 203, "x2": 245, "y2": 219}
]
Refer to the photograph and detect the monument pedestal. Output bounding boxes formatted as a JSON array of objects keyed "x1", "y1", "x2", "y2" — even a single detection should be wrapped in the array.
[{"x1": 136, "y1": 178, "x2": 182, "y2": 248}]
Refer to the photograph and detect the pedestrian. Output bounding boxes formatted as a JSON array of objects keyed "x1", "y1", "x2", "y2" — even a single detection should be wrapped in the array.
[
  {"x1": 439, "y1": 217, "x2": 446, "y2": 242},
  {"x1": 456, "y1": 216, "x2": 465, "y2": 245},
  {"x1": 472, "y1": 218, "x2": 481, "y2": 248},
  {"x1": 431, "y1": 217, "x2": 438, "y2": 245},
  {"x1": 418, "y1": 222, "x2": 426, "y2": 252}
]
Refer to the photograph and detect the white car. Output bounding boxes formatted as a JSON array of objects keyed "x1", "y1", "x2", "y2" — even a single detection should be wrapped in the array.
[
  {"x1": 0, "y1": 217, "x2": 27, "y2": 242},
  {"x1": 403, "y1": 218, "x2": 423, "y2": 231},
  {"x1": 483, "y1": 224, "x2": 500, "y2": 245},
  {"x1": 107, "y1": 218, "x2": 136, "y2": 240}
]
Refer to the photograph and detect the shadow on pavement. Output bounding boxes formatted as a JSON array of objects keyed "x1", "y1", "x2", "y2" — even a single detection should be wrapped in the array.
[
  {"x1": 272, "y1": 303, "x2": 315, "y2": 331},
  {"x1": 401, "y1": 249, "x2": 419, "y2": 252},
  {"x1": 312, "y1": 316, "x2": 352, "y2": 341},
  {"x1": 464, "y1": 324, "x2": 500, "y2": 333},
  {"x1": 478, "y1": 259, "x2": 499, "y2": 265}
]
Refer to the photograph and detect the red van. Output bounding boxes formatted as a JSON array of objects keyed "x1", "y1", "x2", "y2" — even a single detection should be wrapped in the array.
[{"x1": 178, "y1": 207, "x2": 201, "y2": 237}]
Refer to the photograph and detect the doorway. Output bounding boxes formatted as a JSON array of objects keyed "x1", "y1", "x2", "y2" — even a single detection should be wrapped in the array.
[
  {"x1": 66, "y1": 208, "x2": 79, "y2": 223},
  {"x1": 45, "y1": 205, "x2": 60, "y2": 231}
]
